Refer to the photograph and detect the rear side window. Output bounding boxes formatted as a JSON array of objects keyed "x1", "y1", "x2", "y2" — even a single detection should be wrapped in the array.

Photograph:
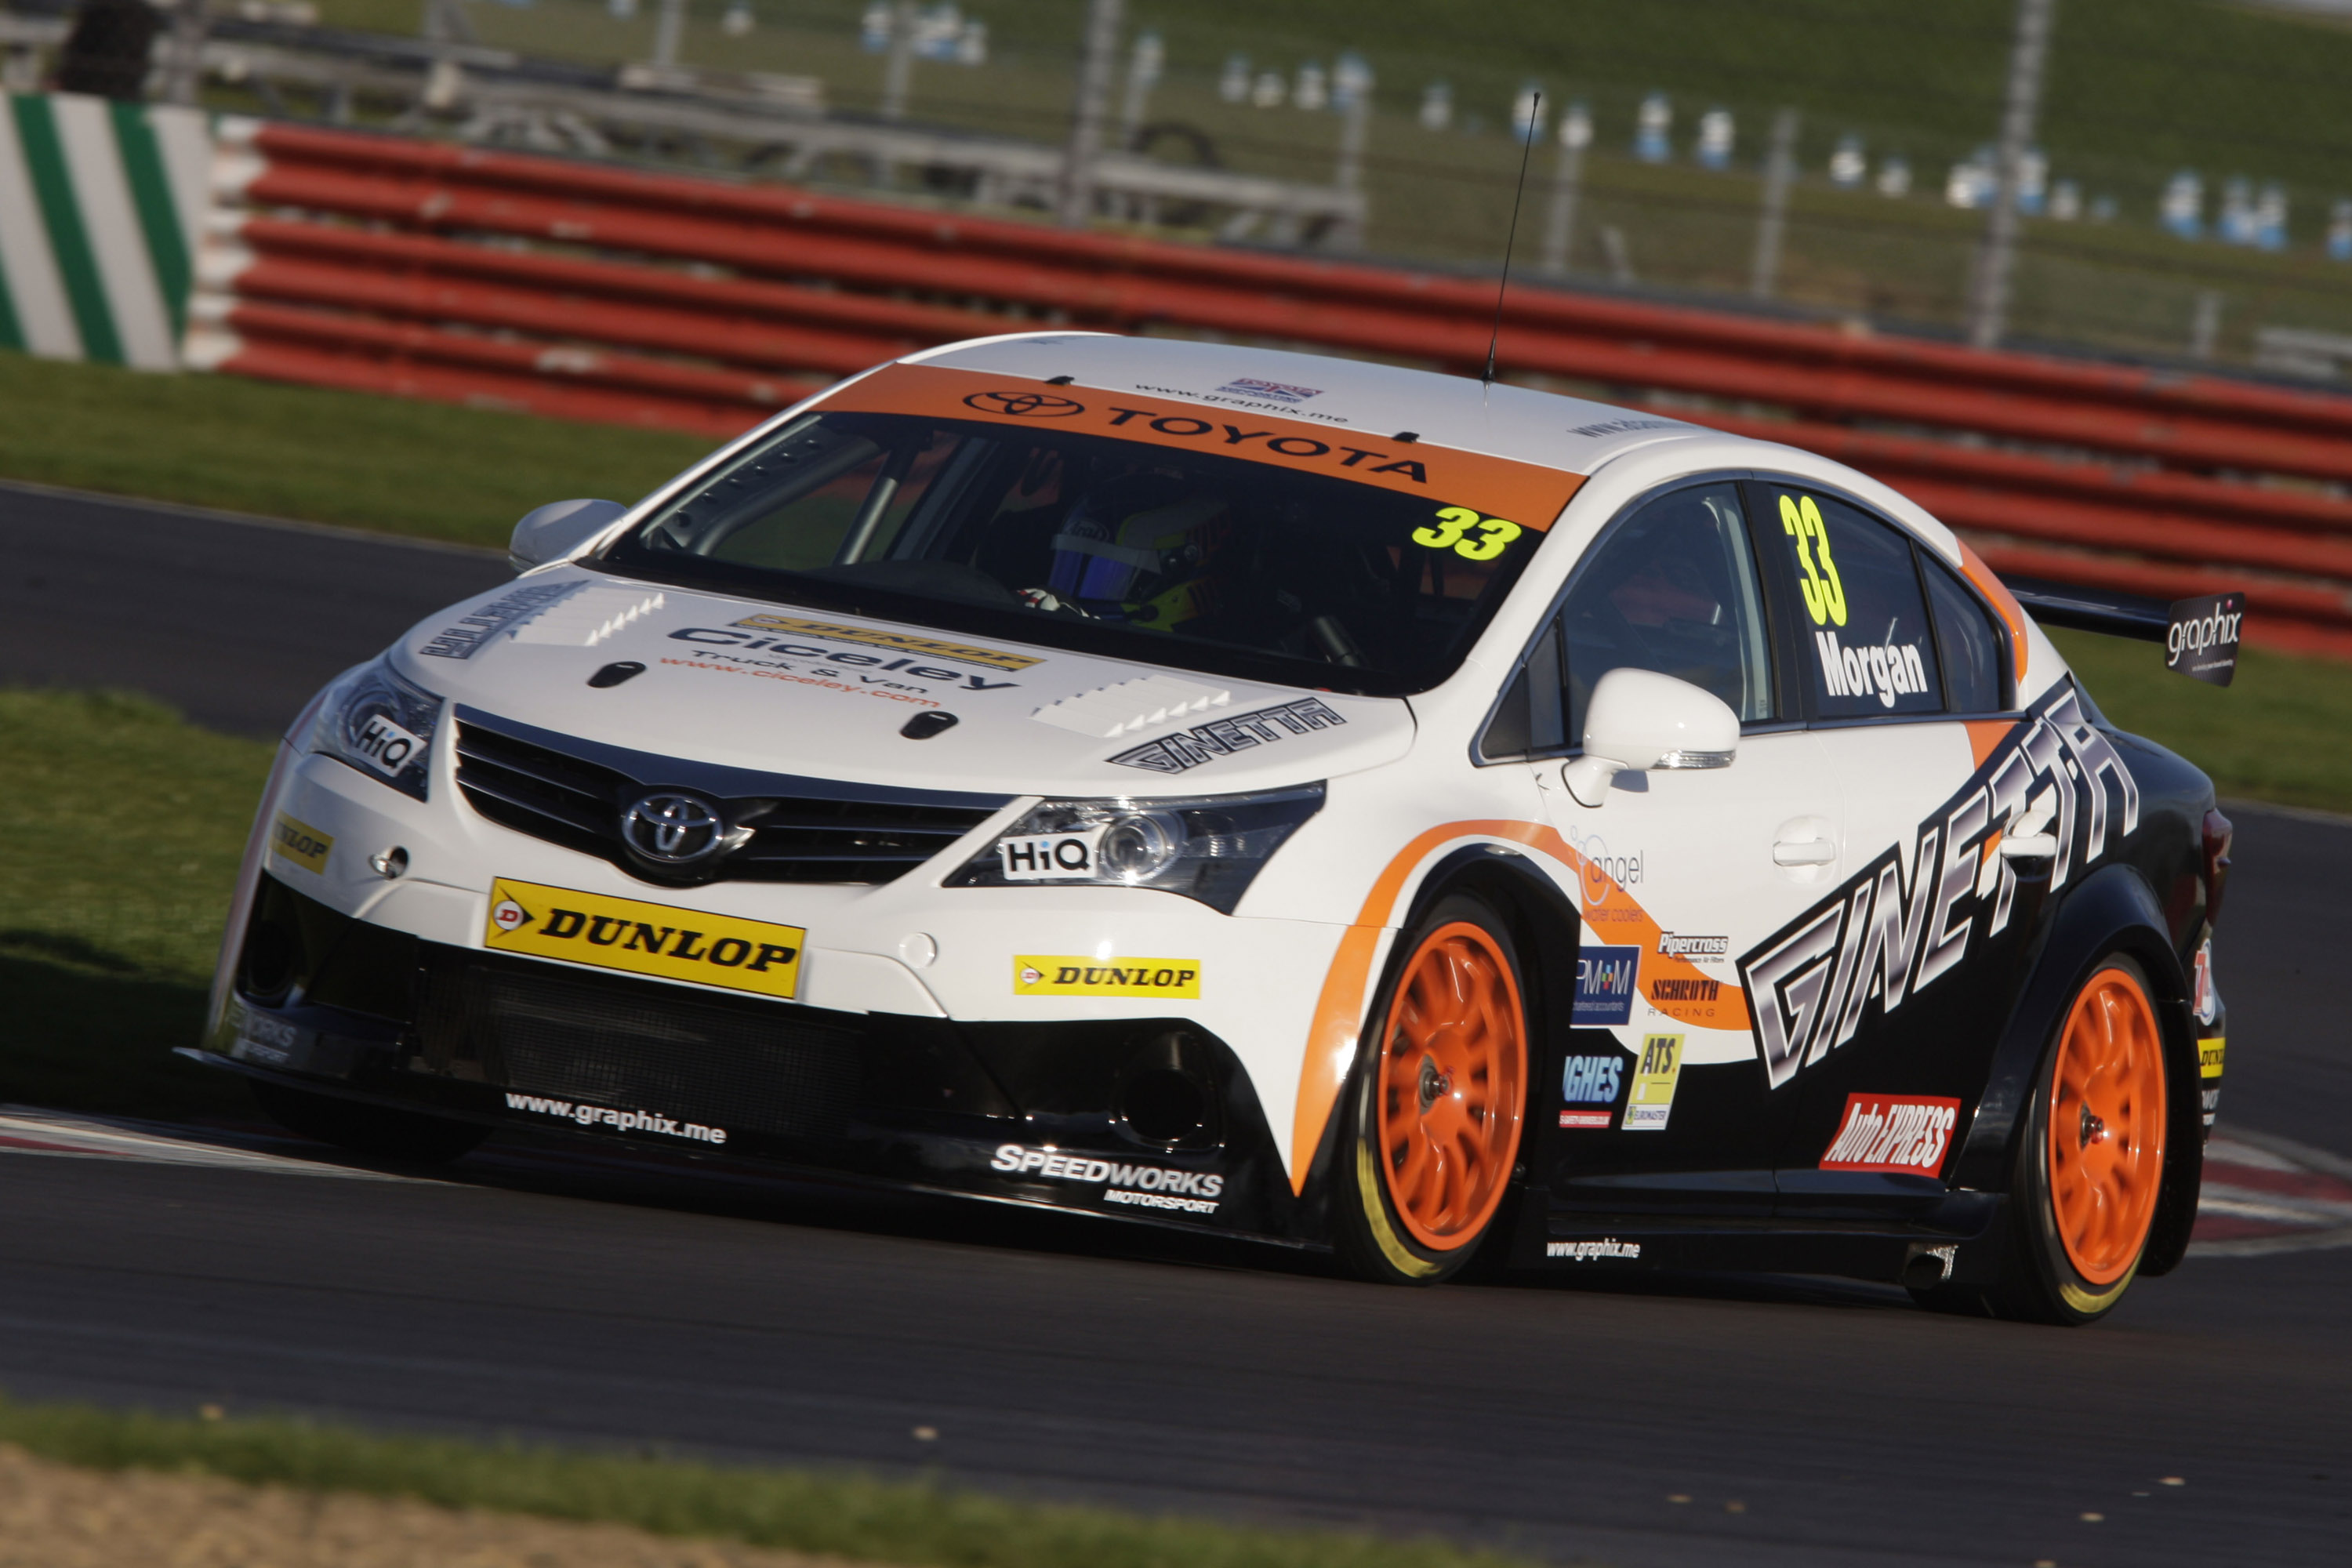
[
  {"x1": 1924, "y1": 558, "x2": 2008, "y2": 713},
  {"x1": 1766, "y1": 486, "x2": 1942, "y2": 718}
]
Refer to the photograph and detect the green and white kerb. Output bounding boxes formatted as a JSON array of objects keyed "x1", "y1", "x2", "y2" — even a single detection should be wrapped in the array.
[{"x1": 0, "y1": 93, "x2": 208, "y2": 369}]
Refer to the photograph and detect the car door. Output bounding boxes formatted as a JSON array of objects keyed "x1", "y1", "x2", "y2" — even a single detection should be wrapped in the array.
[
  {"x1": 1490, "y1": 480, "x2": 1846, "y2": 1217},
  {"x1": 1740, "y1": 479, "x2": 2036, "y2": 1218}
]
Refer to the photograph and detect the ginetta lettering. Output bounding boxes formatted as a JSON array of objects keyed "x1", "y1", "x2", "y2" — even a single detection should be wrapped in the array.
[
  {"x1": 1741, "y1": 684, "x2": 2137, "y2": 1091},
  {"x1": 1108, "y1": 695, "x2": 1347, "y2": 772}
]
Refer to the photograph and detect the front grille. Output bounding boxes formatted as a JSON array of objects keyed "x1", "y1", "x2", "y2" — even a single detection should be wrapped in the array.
[
  {"x1": 453, "y1": 715, "x2": 1004, "y2": 886},
  {"x1": 423, "y1": 951, "x2": 861, "y2": 1141}
]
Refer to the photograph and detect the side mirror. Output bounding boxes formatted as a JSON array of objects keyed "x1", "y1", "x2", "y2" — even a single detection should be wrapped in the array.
[
  {"x1": 1561, "y1": 667, "x2": 1739, "y2": 807},
  {"x1": 510, "y1": 499, "x2": 630, "y2": 573}
]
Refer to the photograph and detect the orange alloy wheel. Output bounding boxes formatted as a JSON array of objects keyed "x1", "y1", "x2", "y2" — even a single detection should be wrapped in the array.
[
  {"x1": 1375, "y1": 921, "x2": 1527, "y2": 1251},
  {"x1": 2046, "y1": 967, "x2": 2169, "y2": 1285}
]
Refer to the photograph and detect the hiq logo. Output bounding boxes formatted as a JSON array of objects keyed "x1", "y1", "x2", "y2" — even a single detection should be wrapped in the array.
[
  {"x1": 1561, "y1": 1054, "x2": 1624, "y2": 1104},
  {"x1": 1573, "y1": 945, "x2": 1640, "y2": 1025}
]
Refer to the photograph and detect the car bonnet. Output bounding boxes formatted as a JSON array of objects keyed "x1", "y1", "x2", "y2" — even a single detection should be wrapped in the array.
[{"x1": 387, "y1": 569, "x2": 1413, "y2": 798}]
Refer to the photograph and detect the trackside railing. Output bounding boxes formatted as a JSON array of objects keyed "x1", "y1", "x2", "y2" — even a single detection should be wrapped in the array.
[{"x1": 184, "y1": 118, "x2": 2352, "y2": 658}]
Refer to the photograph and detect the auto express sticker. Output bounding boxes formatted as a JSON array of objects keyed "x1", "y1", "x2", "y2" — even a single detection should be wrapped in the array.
[
  {"x1": 1818, "y1": 1093, "x2": 1961, "y2": 1176},
  {"x1": 1740, "y1": 682, "x2": 2138, "y2": 1091},
  {"x1": 419, "y1": 580, "x2": 586, "y2": 659},
  {"x1": 990, "y1": 1143, "x2": 1224, "y2": 1214},
  {"x1": 1107, "y1": 695, "x2": 1346, "y2": 773}
]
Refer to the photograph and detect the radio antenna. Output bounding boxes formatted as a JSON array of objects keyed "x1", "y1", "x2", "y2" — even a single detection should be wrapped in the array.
[{"x1": 1483, "y1": 90, "x2": 1541, "y2": 393}]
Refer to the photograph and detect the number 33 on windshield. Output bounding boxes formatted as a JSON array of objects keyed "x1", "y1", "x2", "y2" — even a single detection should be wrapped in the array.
[
  {"x1": 1780, "y1": 493, "x2": 1848, "y2": 627},
  {"x1": 1414, "y1": 506, "x2": 1523, "y2": 561}
]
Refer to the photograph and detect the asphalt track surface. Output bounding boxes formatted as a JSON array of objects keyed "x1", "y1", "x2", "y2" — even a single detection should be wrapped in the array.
[{"x1": 3, "y1": 481, "x2": 2349, "y2": 1567}]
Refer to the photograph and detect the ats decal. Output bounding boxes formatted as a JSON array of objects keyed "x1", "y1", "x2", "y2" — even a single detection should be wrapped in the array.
[
  {"x1": 1818, "y1": 1094, "x2": 1962, "y2": 1175},
  {"x1": 1741, "y1": 684, "x2": 2138, "y2": 1091},
  {"x1": 483, "y1": 877, "x2": 804, "y2": 999},
  {"x1": 1573, "y1": 946, "x2": 1639, "y2": 1025},
  {"x1": 419, "y1": 580, "x2": 584, "y2": 659},
  {"x1": 991, "y1": 1143, "x2": 1224, "y2": 1214},
  {"x1": 1559, "y1": 1052, "x2": 1624, "y2": 1128},
  {"x1": 1624, "y1": 1033, "x2": 1684, "y2": 1131},
  {"x1": 1014, "y1": 956, "x2": 1202, "y2": 998},
  {"x1": 270, "y1": 812, "x2": 332, "y2": 875},
  {"x1": 1108, "y1": 695, "x2": 1346, "y2": 773}
]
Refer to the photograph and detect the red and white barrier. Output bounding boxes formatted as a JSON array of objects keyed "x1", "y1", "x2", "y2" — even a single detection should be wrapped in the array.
[{"x1": 185, "y1": 118, "x2": 2352, "y2": 656}]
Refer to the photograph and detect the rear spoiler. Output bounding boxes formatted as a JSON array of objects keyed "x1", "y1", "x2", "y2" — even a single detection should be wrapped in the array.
[{"x1": 2002, "y1": 575, "x2": 2244, "y2": 688}]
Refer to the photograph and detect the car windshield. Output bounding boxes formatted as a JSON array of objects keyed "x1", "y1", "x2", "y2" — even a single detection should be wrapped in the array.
[{"x1": 599, "y1": 406, "x2": 1558, "y2": 696}]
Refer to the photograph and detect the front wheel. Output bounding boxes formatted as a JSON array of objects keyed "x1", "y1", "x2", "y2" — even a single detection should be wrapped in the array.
[
  {"x1": 1330, "y1": 895, "x2": 1530, "y2": 1285},
  {"x1": 1915, "y1": 956, "x2": 2169, "y2": 1324}
]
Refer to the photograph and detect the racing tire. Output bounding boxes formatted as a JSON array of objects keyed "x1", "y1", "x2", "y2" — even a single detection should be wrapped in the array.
[
  {"x1": 1330, "y1": 895, "x2": 1530, "y2": 1286},
  {"x1": 1912, "y1": 955, "x2": 2170, "y2": 1325},
  {"x1": 250, "y1": 1081, "x2": 490, "y2": 1165}
]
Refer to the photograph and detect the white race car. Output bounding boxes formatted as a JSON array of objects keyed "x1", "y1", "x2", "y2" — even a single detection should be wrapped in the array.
[{"x1": 201, "y1": 332, "x2": 2234, "y2": 1323}]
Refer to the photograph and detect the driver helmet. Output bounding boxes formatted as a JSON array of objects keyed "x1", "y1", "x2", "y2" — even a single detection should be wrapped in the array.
[{"x1": 1046, "y1": 471, "x2": 1233, "y2": 627}]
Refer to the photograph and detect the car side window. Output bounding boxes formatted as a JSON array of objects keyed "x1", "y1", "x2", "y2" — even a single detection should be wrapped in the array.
[
  {"x1": 1557, "y1": 483, "x2": 1773, "y2": 743},
  {"x1": 1764, "y1": 485, "x2": 1943, "y2": 719},
  {"x1": 1923, "y1": 557, "x2": 2009, "y2": 713}
]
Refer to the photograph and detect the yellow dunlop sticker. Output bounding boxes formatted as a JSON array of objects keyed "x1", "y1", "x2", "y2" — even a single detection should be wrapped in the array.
[
  {"x1": 1623, "y1": 1032, "x2": 1684, "y2": 1132},
  {"x1": 731, "y1": 615, "x2": 1042, "y2": 672},
  {"x1": 484, "y1": 877, "x2": 804, "y2": 1000},
  {"x1": 1014, "y1": 956, "x2": 1201, "y2": 999},
  {"x1": 270, "y1": 811, "x2": 333, "y2": 875},
  {"x1": 2199, "y1": 1036, "x2": 2227, "y2": 1080}
]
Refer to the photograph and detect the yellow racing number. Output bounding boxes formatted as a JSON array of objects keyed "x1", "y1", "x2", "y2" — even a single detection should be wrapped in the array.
[
  {"x1": 1414, "y1": 506, "x2": 1523, "y2": 561},
  {"x1": 1779, "y1": 492, "x2": 1848, "y2": 627}
]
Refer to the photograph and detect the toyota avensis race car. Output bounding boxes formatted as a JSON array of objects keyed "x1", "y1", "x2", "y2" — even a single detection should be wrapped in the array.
[{"x1": 198, "y1": 332, "x2": 2236, "y2": 1323}]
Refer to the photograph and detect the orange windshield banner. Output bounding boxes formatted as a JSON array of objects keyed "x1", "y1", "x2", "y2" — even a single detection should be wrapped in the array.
[{"x1": 818, "y1": 363, "x2": 1585, "y2": 532}]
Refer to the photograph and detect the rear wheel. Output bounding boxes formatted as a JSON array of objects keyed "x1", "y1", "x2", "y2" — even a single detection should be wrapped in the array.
[
  {"x1": 1914, "y1": 956, "x2": 2169, "y2": 1324},
  {"x1": 1330, "y1": 896, "x2": 1529, "y2": 1285},
  {"x1": 251, "y1": 1081, "x2": 489, "y2": 1165}
]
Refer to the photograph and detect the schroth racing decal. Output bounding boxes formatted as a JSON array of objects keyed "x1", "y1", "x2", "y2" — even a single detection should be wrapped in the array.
[{"x1": 1740, "y1": 683, "x2": 2140, "y2": 1091}]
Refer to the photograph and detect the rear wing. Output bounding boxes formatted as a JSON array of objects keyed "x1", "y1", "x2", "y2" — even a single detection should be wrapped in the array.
[{"x1": 2003, "y1": 577, "x2": 2244, "y2": 688}]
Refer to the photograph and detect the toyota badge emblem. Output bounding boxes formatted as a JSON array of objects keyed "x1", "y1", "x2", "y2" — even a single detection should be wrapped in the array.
[
  {"x1": 963, "y1": 389, "x2": 1084, "y2": 419},
  {"x1": 623, "y1": 792, "x2": 730, "y2": 864}
]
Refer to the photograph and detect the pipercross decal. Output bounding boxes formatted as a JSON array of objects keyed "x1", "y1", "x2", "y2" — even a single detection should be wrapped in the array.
[
  {"x1": 816, "y1": 364, "x2": 1586, "y2": 528},
  {"x1": 1107, "y1": 695, "x2": 1346, "y2": 773},
  {"x1": 1818, "y1": 1094, "x2": 1961, "y2": 1175},
  {"x1": 1741, "y1": 683, "x2": 2139, "y2": 1091}
]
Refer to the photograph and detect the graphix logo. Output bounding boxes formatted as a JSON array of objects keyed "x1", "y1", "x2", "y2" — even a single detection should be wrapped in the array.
[{"x1": 1739, "y1": 682, "x2": 2140, "y2": 1091}]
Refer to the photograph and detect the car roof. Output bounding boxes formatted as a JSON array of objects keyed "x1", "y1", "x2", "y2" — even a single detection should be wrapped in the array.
[{"x1": 904, "y1": 331, "x2": 1720, "y2": 476}]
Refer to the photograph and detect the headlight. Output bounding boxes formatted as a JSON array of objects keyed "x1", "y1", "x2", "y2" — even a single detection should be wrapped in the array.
[
  {"x1": 306, "y1": 655, "x2": 444, "y2": 801},
  {"x1": 948, "y1": 784, "x2": 1324, "y2": 914}
]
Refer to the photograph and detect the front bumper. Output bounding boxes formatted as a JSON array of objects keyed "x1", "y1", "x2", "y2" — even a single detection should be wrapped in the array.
[{"x1": 202, "y1": 873, "x2": 1308, "y2": 1239}]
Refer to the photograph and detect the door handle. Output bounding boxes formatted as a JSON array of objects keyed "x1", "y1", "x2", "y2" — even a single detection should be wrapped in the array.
[{"x1": 1773, "y1": 838, "x2": 1837, "y2": 866}]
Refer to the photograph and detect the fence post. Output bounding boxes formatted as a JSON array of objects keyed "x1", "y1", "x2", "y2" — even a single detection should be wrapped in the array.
[
  {"x1": 1539, "y1": 101, "x2": 1588, "y2": 277},
  {"x1": 880, "y1": 0, "x2": 916, "y2": 122},
  {"x1": 651, "y1": 0, "x2": 687, "y2": 68},
  {"x1": 1332, "y1": 51, "x2": 1373, "y2": 250},
  {"x1": 1751, "y1": 107, "x2": 1797, "y2": 299},
  {"x1": 159, "y1": 0, "x2": 210, "y2": 107},
  {"x1": 1058, "y1": 0, "x2": 1123, "y2": 228},
  {"x1": 1966, "y1": 0, "x2": 2057, "y2": 349}
]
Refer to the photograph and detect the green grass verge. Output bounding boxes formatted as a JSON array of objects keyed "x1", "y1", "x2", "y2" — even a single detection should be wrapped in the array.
[
  {"x1": 0, "y1": 350, "x2": 712, "y2": 550},
  {"x1": 0, "y1": 690, "x2": 270, "y2": 1121},
  {"x1": 2050, "y1": 628, "x2": 2352, "y2": 816},
  {"x1": 0, "y1": 1395, "x2": 1541, "y2": 1568}
]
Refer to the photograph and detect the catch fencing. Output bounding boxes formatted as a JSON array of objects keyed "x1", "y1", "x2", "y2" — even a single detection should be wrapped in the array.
[{"x1": 162, "y1": 116, "x2": 2352, "y2": 659}]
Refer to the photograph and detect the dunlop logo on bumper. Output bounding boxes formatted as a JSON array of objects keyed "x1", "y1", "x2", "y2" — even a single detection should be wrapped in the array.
[
  {"x1": 270, "y1": 812, "x2": 333, "y2": 875},
  {"x1": 484, "y1": 877, "x2": 804, "y2": 1000},
  {"x1": 1014, "y1": 956, "x2": 1201, "y2": 999}
]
